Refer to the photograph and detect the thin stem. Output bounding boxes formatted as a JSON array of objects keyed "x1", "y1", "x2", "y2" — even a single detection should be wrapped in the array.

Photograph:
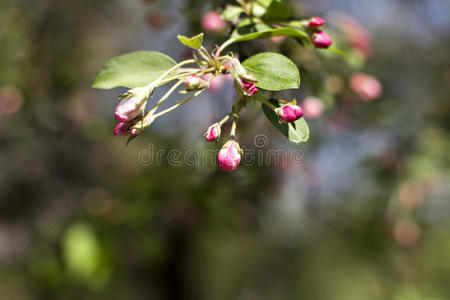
[
  {"x1": 196, "y1": 47, "x2": 213, "y2": 65},
  {"x1": 146, "y1": 59, "x2": 197, "y2": 89},
  {"x1": 230, "y1": 114, "x2": 238, "y2": 138},
  {"x1": 150, "y1": 80, "x2": 184, "y2": 114},
  {"x1": 218, "y1": 113, "x2": 232, "y2": 126},
  {"x1": 153, "y1": 89, "x2": 204, "y2": 119},
  {"x1": 157, "y1": 67, "x2": 216, "y2": 87},
  {"x1": 200, "y1": 46, "x2": 215, "y2": 63},
  {"x1": 253, "y1": 95, "x2": 277, "y2": 110},
  {"x1": 236, "y1": 0, "x2": 249, "y2": 14},
  {"x1": 216, "y1": 39, "x2": 234, "y2": 58},
  {"x1": 177, "y1": 68, "x2": 201, "y2": 73}
]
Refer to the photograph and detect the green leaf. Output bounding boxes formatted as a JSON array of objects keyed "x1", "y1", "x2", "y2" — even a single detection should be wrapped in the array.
[
  {"x1": 92, "y1": 51, "x2": 176, "y2": 89},
  {"x1": 263, "y1": 0, "x2": 290, "y2": 21},
  {"x1": 230, "y1": 23, "x2": 310, "y2": 43},
  {"x1": 260, "y1": 97, "x2": 309, "y2": 143},
  {"x1": 177, "y1": 33, "x2": 204, "y2": 49},
  {"x1": 243, "y1": 52, "x2": 300, "y2": 91},
  {"x1": 221, "y1": 5, "x2": 243, "y2": 21}
]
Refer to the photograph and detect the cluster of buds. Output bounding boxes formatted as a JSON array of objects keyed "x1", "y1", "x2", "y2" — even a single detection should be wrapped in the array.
[
  {"x1": 114, "y1": 87, "x2": 149, "y2": 122},
  {"x1": 113, "y1": 87, "x2": 153, "y2": 137},
  {"x1": 306, "y1": 16, "x2": 332, "y2": 49}
]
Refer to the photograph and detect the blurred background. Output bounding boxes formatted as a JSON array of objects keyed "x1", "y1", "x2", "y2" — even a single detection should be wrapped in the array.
[{"x1": 1, "y1": 0, "x2": 449, "y2": 299}]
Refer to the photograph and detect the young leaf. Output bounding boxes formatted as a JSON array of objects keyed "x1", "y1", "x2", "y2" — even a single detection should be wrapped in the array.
[
  {"x1": 92, "y1": 51, "x2": 176, "y2": 89},
  {"x1": 243, "y1": 52, "x2": 300, "y2": 91},
  {"x1": 221, "y1": 5, "x2": 243, "y2": 21},
  {"x1": 260, "y1": 97, "x2": 309, "y2": 143},
  {"x1": 177, "y1": 33, "x2": 204, "y2": 49}
]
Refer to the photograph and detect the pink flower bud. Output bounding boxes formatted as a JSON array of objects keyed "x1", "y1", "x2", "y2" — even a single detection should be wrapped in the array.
[
  {"x1": 276, "y1": 104, "x2": 304, "y2": 123},
  {"x1": 201, "y1": 12, "x2": 227, "y2": 34},
  {"x1": 350, "y1": 73, "x2": 383, "y2": 101},
  {"x1": 204, "y1": 123, "x2": 221, "y2": 142},
  {"x1": 185, "y1": 75, "x2": 208, "y2": 91},
  {"x1": 309, "y1": 16, "x2": 325, "y2": 28},
  {"x1": 312, "y1": 31, "x2": 332, "y2": 48},
  {"x1": 217, "y1": 141, "x2": 242, "y2": 172},
  {"x1": 115, "y1": 87, "x2": 149, "y2": 122},
  {"x1": 242, "y1": 80, "x2": 258, "y2": 96},
  {"x1": 302, "y1": 97, "x2": 324, "y2": 119},
  {"x1": 130, "y1": 127, "x2": 141, "y2": 136},
  {"x1": 113, "y1": 122, "x2": 131, "y2": 136}
]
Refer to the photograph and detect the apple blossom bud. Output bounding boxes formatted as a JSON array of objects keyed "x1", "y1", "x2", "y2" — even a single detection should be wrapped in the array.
[
  {"x1": 229, "y1": 57, "x2": 258, "y2": 84},
  {"x1": 115, "y1": 87, "x2": 149, "y2": 122},
  {"x1": 350, "y1": 73, "x2": 383, "y2": 101},
  {"x1": 302, "y1": 97, "x2": 324, "y2": 119},
  {"x1": 113, "y1": 122, "x2": 131, "y2": 136},
  {"x1": 204, "y1": 123, "x2": 221, "y2": 141},
  {"x1": 309, "y1": 16, "x2": 325, "y2": 28},
  {"x1": 185, "y1": 75, "x2": 208, "y2": 91},
  {"x1": 312, "y1": 31, "x2": 332, "y2": 48},
  {"x1": 217, "y1": 141, "x2": 242, "y2": 172},
  {"x1": 276, "y1": 104, "x2": 304, "y2": 123},
  {"x1": 242, "y1": 80, "x2": 258, "y2": 96},
  {"x1": 201, "y1": 12, "x2": 227, "y2": 34},
  {"x1": 130, "y1": 128, "x2": 141, "y2": 136}
]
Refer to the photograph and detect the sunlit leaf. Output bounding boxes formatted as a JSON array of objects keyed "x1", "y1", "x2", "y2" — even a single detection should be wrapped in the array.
[
  {"x1": 92, "y1": 51, "x2": 176, "y2": 89},
  {"x1": 177, "y1": 33, "x2": 204, "y2": 49},
  {"x1": 243, "y1": 52, "x2": 300, "y2": 91}
]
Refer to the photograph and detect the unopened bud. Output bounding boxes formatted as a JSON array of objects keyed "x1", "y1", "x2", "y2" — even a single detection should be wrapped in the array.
[
  {"x1": 308, "y1": 16, "x2": 325, "y2": 28},
  {"x1": 115, "y1": 87, "x2": 149, "y2": 122},
  {"x1": 113, "y1": 122, "x2": 131, "y2": 136},
  {"x1": 229, "y1": 58, "x2": 258, "y2": 84},
  {"x1": 312, "y1": 31, "x2": 332, "y2": 48},
  {"x1": 130, "y1": 128, "x2": 141, "y2": 136},
  {"x1": 241, "y1": 80, "x2": 258, "y2": 96},
  {"x1": 204, "y1": 123, "x2": 221, "y2": 141},
  {"x1": 185, "y1": 75, "x2": 209, "y2": 91},
  {"x1": 276, "y1": 103, "x2": 304, "y2": 123},
  {"x1": 217, "y1": 140, "x2": 242, "y2": 172}
]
